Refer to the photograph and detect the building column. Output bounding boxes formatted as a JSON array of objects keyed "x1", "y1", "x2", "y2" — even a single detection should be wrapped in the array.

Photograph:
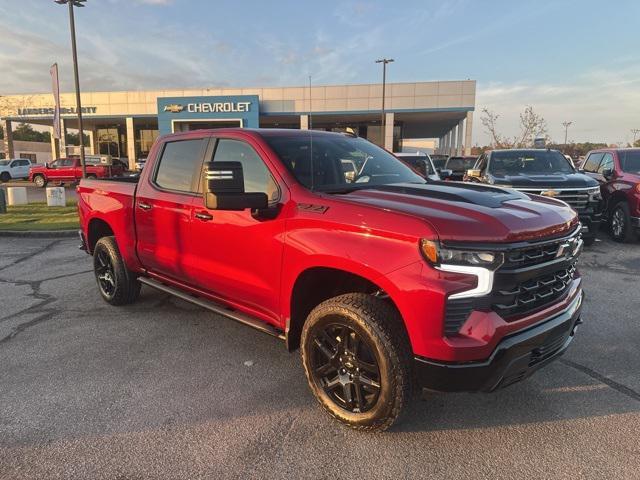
[
  {"x1": 49, "y1": 127, "x2": 60, "y2": 160},
  {"x1": 384, "y1": 112, "x2": 394, "y2": 151},
  {"x1": 299, "y1": 114, "x2": 309, "y2": 130},
  {"x1": 456, "y1": 119, "x2": 464, "y2": 156},
  {"x1": 2, "y1": 119, "x2": 14, "y2": 160},
  {"x1": 88, "y1": 127, "x2": 97, "y2": 155},
  {"x1": 464, "y1": 111, "x2": 473, "y2": 155},
  {"x1": 126, "y1": 117, "x2": 136, "y2": 171},
  {"x1": 444, "y1": 130, "x2": 451, "y2": 155}
]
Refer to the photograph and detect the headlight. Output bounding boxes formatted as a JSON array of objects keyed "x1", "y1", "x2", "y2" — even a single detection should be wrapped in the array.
[
  {"x1": 587, "y1": 186, "x2": 602, "y2": 201},
  {"x1": 420, "y1": 239, "x2": 503, "y2": 299},
  {"x1": 420, "y1": 240, "x2": 504, "y2": 270}
]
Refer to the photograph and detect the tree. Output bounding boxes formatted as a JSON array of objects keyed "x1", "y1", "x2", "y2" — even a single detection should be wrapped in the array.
[
  {"x1": 66, "y1": 131, "x2": 89, "y2": 145},
  {"x1": 481, "y1": 106, "x2": 548, "y2": 148},
  {"x1": 12, "y1": 123, "x2": 51, "y2": 142}
]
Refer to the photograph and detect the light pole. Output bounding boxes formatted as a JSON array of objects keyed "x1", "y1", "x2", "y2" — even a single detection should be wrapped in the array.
[
  {"x1": 631, "y1": 128, "x2": 640, "y2": 146},
  {"x1": 55, "y1": 0, "x2": 87, "y2": 179},
  {"x1": 562, "y1": 121, "x2": 573, "y2": 145},
  {"x1": 375, "y1": 58, "x2": 394, "y2": 148}
]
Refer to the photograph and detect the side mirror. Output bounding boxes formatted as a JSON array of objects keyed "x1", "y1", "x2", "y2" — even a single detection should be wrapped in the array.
[
  {"x1": 439, "y1": 169, "x2": 453, "y2": 179},
  {"x1": 204, "y1": 161, "x2": 268, "y2": 211},
  {"x1": 467, "y1": 169, "x2": 481, "y2": 178},
  {"x1": 602, "y1": 168, "x2": 614, "y2": 178}
]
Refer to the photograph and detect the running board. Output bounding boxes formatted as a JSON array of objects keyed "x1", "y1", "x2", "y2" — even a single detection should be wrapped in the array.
[{"x1": 139, "y1": 277, "x2": 285, "y2": 340}]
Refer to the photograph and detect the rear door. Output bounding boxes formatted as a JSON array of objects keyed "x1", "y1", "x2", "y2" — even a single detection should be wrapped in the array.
[{"x1": 134, "y1": 135, "x2": 208, "y2": 281}]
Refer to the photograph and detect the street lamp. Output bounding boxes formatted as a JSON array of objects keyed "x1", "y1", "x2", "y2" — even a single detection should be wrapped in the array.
[
  {"x1": 562, "y1": 121, "x2": 573, "y2": 145},
  {"x1": 55, "y1": 0, "x2": 87, "y2": 179},
  {"x1": 375, "y1": 58, "x2": 394, "y2": 148}
]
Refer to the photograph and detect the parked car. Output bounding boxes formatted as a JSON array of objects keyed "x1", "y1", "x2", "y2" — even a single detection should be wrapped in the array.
[
  {"x1": 430, "y1": 154, "x2": 448, "y2": 171},
  {"x1": 0, "y1": 158, "x2": 32, "y2": 182},
  {"x1": 393, "y1": 152, "x2": 448, "y2": 181},
  {"x1": 444, "y1": 156, "x2": 477, "y2": 181},
  {"x1": 582, "y1": 148, "x2": 640, "y2": 242},
  {"x1": 78, "y1": 128, "x2": 584, "y2": 431},
  {"x1": 29, "y1": 157, "x2": 125, "y2": 188},
  {"x1": 465, "y1": 149, "x2": 602, "y2": 246}
]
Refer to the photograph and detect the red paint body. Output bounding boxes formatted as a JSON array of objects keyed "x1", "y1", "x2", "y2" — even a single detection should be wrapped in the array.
[
  {"x1": 77, "y1": 129, "x2": 581, "y2": 363},
  {"x1": 583, "y1": 148, "x2": 640, "y2": 219},
  {"x1": 29, "y1": 158, "x2": 123, "y2": 183}
]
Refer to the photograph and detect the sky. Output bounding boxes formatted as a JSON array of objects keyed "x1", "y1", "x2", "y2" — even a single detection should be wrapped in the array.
[{"x1": 0, "y1": 0, "x2": 639, "y2": 145}]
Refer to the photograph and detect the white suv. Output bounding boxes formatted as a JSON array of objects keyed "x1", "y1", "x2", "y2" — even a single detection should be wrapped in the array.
[{"x1": 0, "y1": 158, "x2": 32, "y2": 182}]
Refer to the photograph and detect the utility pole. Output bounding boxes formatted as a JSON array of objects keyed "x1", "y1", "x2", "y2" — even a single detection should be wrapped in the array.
[
  {"x1": 375, "y1": 58, "x2": 394, "y2": 148},
  {"x1": 562, "y1": 121, "x2": 573, "y2": 145},
  {"x1": 55, "y1": 0, "x2": 87, "y2": 178}
]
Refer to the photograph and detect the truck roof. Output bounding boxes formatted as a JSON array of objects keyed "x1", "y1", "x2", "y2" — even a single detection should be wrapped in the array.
[{"x1": 159, "y1": 127, "x2": 351, "y2": 142}]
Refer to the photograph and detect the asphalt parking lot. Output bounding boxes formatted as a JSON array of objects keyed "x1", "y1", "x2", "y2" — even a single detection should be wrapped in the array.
[{"x1": 1, "y1": 234, "x2": 639, "y2": 479}]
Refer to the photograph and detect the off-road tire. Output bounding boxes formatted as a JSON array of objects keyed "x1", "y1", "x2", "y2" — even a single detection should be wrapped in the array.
[
  {"x1": 93, "y1": 236, "x2": 141, "y2": 305},
  {"x1": 33, "y1": 175, "x2": 47, "y2": 188},
  {"x1": 301, "y1": 293, "x2": 413, "y2": 432},
  {"x1": 610, "y1": 202, "x2": 636, "y2": 243}
]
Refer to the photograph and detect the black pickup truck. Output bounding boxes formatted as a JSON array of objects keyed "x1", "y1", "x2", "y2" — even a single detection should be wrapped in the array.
[{"x1": 465, "y1": 149, "x2": 602, "y2": 245}]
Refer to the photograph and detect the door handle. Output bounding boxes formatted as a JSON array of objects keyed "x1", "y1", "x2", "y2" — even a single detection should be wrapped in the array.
[
  {"x1": 138, "y1": 202, "x2": 152, "y2": 210},
  {"x1": 195, "y1": 212, "x2": 213, "y2": 221}
]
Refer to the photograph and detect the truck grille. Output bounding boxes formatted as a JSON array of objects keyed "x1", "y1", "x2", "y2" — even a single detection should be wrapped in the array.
[
  {"x1": 521, "y1": 189, "x2": 590, "y2": 211},
  {"x1": 492, "y1": 264, "x2": 577, "y2": 319},
  {"x1": 442, "y1": 228, "x2": 581, "y2": 335}
]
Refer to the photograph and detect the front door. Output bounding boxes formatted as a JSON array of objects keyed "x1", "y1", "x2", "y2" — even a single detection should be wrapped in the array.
[
  {"x1": 188, "y1": 135, "x2": 286, "y2": 325},
  {"x1": 135, "y1": 136, "x2": 208, "y2": 281},
  {"x1": 47, "y1": 158, "x2": 76, "y2": 181}
]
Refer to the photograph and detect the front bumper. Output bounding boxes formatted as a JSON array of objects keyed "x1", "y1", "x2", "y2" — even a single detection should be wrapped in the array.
[{"x1": 414, "y1": 290, "x2": 583, "y2": 392}]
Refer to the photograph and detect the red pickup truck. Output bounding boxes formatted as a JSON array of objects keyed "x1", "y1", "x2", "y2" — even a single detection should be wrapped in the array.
[
  {"x1": 77, "y1": 128, "x2": 584, "y2": 431},
  {"x1": 582, "y1": 148, "x2": 640, "y2": 242},
  {"x1": 29, "y1": 157, "x2": 124, "y2": 188}
]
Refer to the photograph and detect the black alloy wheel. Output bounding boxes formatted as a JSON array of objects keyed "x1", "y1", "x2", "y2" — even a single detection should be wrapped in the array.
[
  {"x1": 310, "y1": 322, "x2": 381, "y2": 413},
  {"x1": 95, "y1": 248, "x2": 117, "y2": 298}
]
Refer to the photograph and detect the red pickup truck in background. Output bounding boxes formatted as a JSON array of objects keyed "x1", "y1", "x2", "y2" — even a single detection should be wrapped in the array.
[
  {"x1": 77, "y1": 128, "x2": 584, "y2": 431},
  {"x1": 29, "y1": 156, "x2": 125, "y2": 188},
  {"x1": 582, "y1": 148, "x2": 640, "y2": 242}
]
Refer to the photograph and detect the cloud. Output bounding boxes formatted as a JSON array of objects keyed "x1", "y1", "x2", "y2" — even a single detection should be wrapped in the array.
[{"x1": 476, "y1": 62, "x2": 640, "y2": 145}]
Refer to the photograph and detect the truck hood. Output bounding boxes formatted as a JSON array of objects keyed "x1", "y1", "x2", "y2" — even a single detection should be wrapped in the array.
[
  {"x1": 336, "y1": 182, "x2": 578, "y2": 243},
  {"x1": 489, "y1": 172, "x2": 598, "y2": 189}
]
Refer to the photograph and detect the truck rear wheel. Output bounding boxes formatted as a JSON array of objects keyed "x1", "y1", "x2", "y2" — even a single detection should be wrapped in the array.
[
  {"x1": 93, "y1": 236, "x2": 141, "y2": 305},
  {"x1": 301, "y1": 293, "x2": 413, "y2": 432},
  {"x1": 33, "y1": 175, "x2": 46, "y2": 188}
]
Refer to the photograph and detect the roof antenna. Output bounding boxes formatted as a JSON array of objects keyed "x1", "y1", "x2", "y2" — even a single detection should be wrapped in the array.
[{"x1": 308, "y1": 75, "x2": 314, "y2": 190}]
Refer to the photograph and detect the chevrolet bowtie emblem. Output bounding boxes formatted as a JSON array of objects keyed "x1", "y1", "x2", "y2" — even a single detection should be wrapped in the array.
[
  {"x1": 163, "y1": 104, "x2": 184, "y2": 113},
  {"x1": 541, "y1": 190, "x2": 559, "y2": 198}
]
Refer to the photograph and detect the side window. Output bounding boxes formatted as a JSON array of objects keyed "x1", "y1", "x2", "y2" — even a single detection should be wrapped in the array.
[
  {"x1": 213, "y1": 139, "x2": 279, "y2": 203},
  {"x1": 597, "y1": 153, "x2": 614, "y2": 174},
  {"x1": 155, "y1": 138, "x2": 205, "y2": 193},
  {"x1": 61, "y1": 159, "x2": 75, "y2": 167},
  {"x1": 583, "y1": 152, "x2": 604, "y2": 172}
]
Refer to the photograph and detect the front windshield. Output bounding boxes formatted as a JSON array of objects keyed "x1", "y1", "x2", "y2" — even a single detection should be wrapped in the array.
[
  {"x1": 0, "y1": 160, "x2": 9, "y2": 166},
  {"x1": 445, "y1": 157, "x2": 476, "y2": 172},
  {"x1": 431, "y1": 156, "x2": 447, "y2": 169},
  {"x1": 619, "y1": 150, "x2": 640, "y2": 173},
  {"x1": 489, "y1": 150, "x2": 575, "y2": 176},
  {"x1": 265, "y1": 134, "x2": 425, "y2": 191}
]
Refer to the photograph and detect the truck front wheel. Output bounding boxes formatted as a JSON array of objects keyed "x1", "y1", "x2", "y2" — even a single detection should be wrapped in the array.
[
  {"x1": 0, "y1": 172, "x2": 10, "y2": 182},
  {"x1": 93, "y1": 236, "x2": 141, "y2": 305},
  {"x1": 301, "y1": 293, "x2": 413, "y2": 431}
]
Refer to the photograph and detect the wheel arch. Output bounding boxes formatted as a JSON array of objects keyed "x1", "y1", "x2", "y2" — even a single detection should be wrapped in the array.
[
  {"x1": 285, "y1": 265, "x2": 407, "y2": 352},
  {"x1": 87, "y1": 217, "x2": 115, "y2": 254}
]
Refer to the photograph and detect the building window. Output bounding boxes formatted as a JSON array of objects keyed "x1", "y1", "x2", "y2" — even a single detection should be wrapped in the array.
[{"x1": 136, "y1": 128, "x2": 159, "y2": 158}]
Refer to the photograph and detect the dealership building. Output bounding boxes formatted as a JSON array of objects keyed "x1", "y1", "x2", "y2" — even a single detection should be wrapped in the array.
[{"x1": 0, "y1": 80, "x2": 475, "y2": 168}]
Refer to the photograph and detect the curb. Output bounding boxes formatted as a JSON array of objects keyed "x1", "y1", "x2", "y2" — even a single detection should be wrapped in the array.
[{"x1": 0, "y1": 230, "x2": 78, "y2": 238}]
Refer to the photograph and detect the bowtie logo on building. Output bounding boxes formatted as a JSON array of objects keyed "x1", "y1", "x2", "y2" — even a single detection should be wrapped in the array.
[{"x1": 163, "y1": 104, "x2": 184, "y2": 113}]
